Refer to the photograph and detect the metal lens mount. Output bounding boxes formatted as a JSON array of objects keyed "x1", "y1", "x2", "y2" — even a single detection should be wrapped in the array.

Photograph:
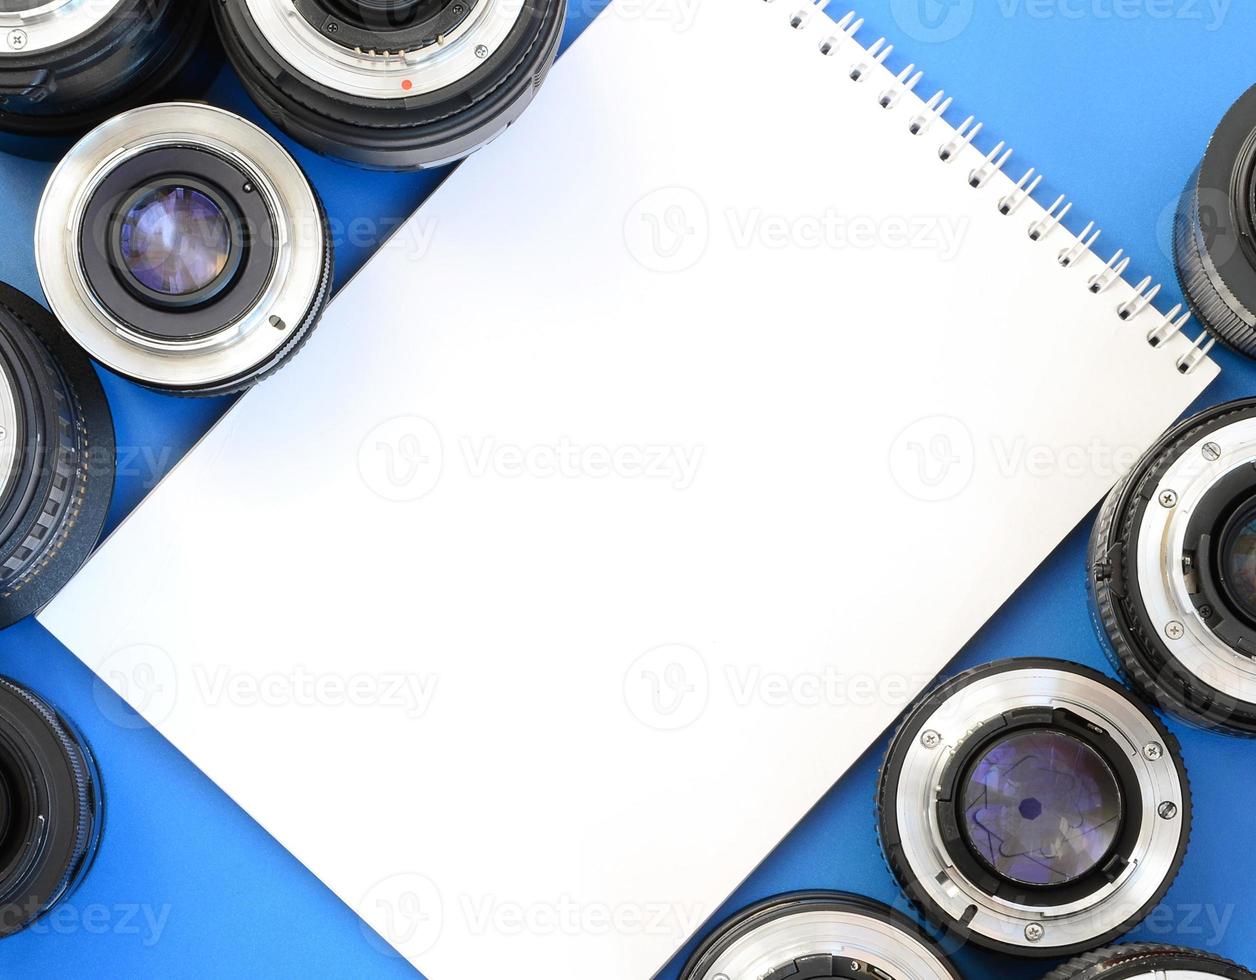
[
  {"x1": 213, "y1": 0, "x2": 567, "y2": 170},
  {"x1": 1174, "y1": 84, "x2": 1256, "y2": 357},
  {"x1": 36, "y1": 102, "x2": 332, "y2": 397},
  {"x1": 877, "y1": 659, "x2": 1190, "y2": 959},
  {"x1": 1044, "y1": 944, "x2": 1256, "y2": 980},
  {"x1": 0, "y1": 675, "x2": 103, "y2": 937},
  {"x1": 0, "y1": 282, "x2": 113, "y2": 628},
  {"x1": 1090, "y1": 397, "x2": 1256, "y2": 735},
  {"x1": 678, "y1": 892, "x2": 961, "y2": 980},
  {"x1": 0, "y1": 0, "x2": 211, "y2": 138}
]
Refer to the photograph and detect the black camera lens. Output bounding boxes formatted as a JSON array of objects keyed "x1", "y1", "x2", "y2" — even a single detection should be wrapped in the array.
[
  {"x1": 878, "y1": 659, "x2": 1190, "y2": 959},
  {"x1": 1045, "y1": 944, "x2": 1256, "y2": 980},
  {"x1": 0, "y1": 676, "x2": 103, "y2": 937},
  {"x1": 1174, "y1": 84, "x2": 1256, "y2": 357},
  {"x1": 36, "y1": 102, "x2": 332, "y2": 397},
  {"x1": 679, "y1": 892, "x2": 961, "y2": 980},
  {"x1": 0, "y1": 0, "x2": 212, "y2": 139},
  {"x1": 0, "y1": 282, "x2": 113, "y2": 629},
  {"x1": 213, "y1": 0, "x2": 567, "y2": 170},
  {"x1": 1090, "y1": 397, "x2": 1256, "y2": 735}
]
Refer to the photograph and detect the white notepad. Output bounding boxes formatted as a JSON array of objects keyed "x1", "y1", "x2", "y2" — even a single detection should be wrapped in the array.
[{"x1": 41, "y1": 2, "x2": 1218, "y2": 977}]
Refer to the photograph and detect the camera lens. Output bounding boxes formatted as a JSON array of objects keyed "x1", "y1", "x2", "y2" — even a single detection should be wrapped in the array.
[
  {"x1": 877, "y1": 659, "x2": 1190, "y2": 959},
  {"x1": 1044, "y1": 944, "x2": 1256, "y2": 980},
  {"x1": 0, "y1": 282, "x2": 113, "y2": 629},
  {"x1": 0, "y1": 676, "x2": 103, "y2": 937},
  {"x1": 679, "y1": 892, "x2": 961, "y2": 980},
  {"x1": 0, "y1": 0, "x2": 212, "y2": 139},
  {"x1": 36, "y1": 102, "x2": 333, "y2": 397},
  {"x1": 213, "y1": 0, "x2": 567, "y2": 170},
  {"x1": 1174, "y1": 84, "x2": 1256, "y2": 357},
  {"x1": 1089, "y1": 397, "x2": 1256, "y2": 734},
  {"x1": 960, "y1": 729, "x2": 1123, "y2": 887}
]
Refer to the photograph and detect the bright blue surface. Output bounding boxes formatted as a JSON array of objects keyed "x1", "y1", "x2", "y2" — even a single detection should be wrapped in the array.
[{"x1": 0, "y1": 2, "x2": 1254, "y2": 978}]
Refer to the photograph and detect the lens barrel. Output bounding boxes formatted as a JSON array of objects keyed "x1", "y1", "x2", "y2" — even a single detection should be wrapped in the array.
[
  {"x1": 1090, "y1": 397, "x2": 1256, "y2": 735},
  {"x1": 213, "y1": 0, "x2": 567, "y2": 170},
  {"x1": 1174, "y1": 84, "x2": 1256, "y2": 357},
  {"x1": 0, "y1": 676, "x2": 103, "y2": 937},
  {"x1": 1044, "y1": 944, "x2": 1256, "y2": 980},
  {"x1": 0, "y1": 282, "x2": 113, "y2": 629},
  {"x1": 679, "y1": 892, "x2": 961, "y2": 980},
  {"x1": 0, "y1": 0, "x2": 212, "y2": 139},
  {"x1": 877, "y1": 659, "x2": 1190, "y2": 959},
  {"x1": 36, "y1": 102, "x2": 333, "y2": 397}
]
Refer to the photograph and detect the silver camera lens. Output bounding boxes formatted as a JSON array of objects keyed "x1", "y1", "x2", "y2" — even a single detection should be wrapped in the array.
[
  {"x1": 877, "y1": 659, "x2": 1191, "y2": 959},
  {"x1": 1090, "y1": 397, "x2": 1256, "y2": 735},
  {"x1": 213, "y1": 0, "x2": 566, "y2": 170},
  {"x1": 1045, "y1": 944, "x2": 1256, "y2": 980},
  {"x1": 0, "y1": 282, "x2": 113, "y2": 628},
  {"x1": 0, "y1": 0, "x2": 212, "y2": 138},
  {"x1": 678, "y1": 892, "x2": 961, "y2": 980},
  {"x1": 36, "y1": 102, "x2": 333, "y2": 396}
]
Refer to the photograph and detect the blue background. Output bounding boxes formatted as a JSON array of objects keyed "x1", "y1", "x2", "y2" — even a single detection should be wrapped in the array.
[{"x1": 1, "y1": 1, "x2": 1254, "y2": 977}]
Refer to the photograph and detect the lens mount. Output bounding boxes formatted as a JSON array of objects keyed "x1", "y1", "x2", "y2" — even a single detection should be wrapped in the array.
[
  {"x1": 0, "y1": 282, "x2": 113, "y2": 628},
  {"x1": 36, "y1": 102, "x2": 332, "y2": 396},
  {"x1": 0, "y1": 0, "x2": 212, "y2": 138},
  {"x1": 214, "y1": 0, "x2": 566, "y2": 169},
  {"x1": 1044, "y1": 943, "x2": 1256, "y2": 980},
  {"x1": 1174, "y1": 84, "x2": 1256, "y2": 358},
  {"x1": 678, "y1": 892, "x2": 961, "y2": 980},
  {"x1": 877, "y1": 659, "x2": 1190, "y2": 958},
  {"x1": 1090, "y1": 398, "x2": 1256, "y2": 735},
  {"x1": 0, "y1": 675, "x2": 102, "y2": 937}
]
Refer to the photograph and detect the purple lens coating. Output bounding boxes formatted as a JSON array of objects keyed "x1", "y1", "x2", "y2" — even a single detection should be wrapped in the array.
[
  {"x1": 1224, "y1": 512, "x2": 1256, "y2": 616},
  {"x1": 118, "y1": 186, "x2": 231, "y2": 297},
  {"x1": 961, "y1": 729, "x2": 1122, "y2": 886}
]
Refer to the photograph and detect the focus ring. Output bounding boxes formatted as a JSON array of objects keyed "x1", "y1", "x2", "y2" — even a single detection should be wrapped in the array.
[{"x1": 1043, "y1": 943, "x2": 1256, "y2": 980}]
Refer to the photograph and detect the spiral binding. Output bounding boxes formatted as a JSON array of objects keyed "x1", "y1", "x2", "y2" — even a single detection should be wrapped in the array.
[{"x1": 774, "y1": 0, "x2": 1216, "y2": 375}]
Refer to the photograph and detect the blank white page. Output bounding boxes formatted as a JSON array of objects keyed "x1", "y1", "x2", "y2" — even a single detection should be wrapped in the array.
[{"x1": 41, "y1": 1, "x2": 1217, "y2": 978}]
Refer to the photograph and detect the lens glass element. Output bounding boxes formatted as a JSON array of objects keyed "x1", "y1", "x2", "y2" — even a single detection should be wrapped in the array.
[
  {"x1": 118, "y1": 185, "x2": 231, "y2": 297},
  {"x1": 961, "y1": 729, "x2": 1122, "y2": 887},
  {"x1": 1222, "y1": 503, "x2": 1256, "y2": 621}
]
